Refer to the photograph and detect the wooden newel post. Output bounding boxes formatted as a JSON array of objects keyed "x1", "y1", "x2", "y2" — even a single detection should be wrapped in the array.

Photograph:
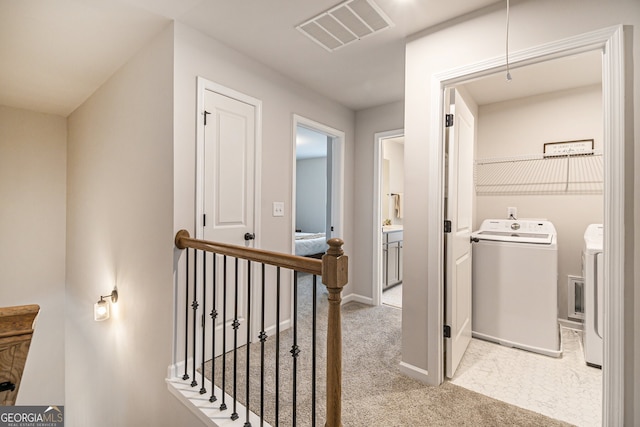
[{"x1": 321, "y1": 238, "x2": 348, "y2": 427}]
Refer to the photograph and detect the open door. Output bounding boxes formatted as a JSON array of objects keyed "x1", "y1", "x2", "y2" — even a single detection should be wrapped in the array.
[{"x1": 444, "y1": 88, "x2": 475, "y2": 378}]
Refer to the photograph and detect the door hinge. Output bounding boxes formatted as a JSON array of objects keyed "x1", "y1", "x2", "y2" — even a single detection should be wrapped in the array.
[
  {"x1": 203, "y1": 110, "x2": 211, "y2": 125},
  {"x1": 444, "y1": 220, "x2": 452, "y2": 233},
  {"x1": 203, "y1": 214, "x2": 206, "y2": 227},
  {"x1": 445, "y1": 114, "x2": 454, "y2": 127},
  {"x1": 331, "y1": 226, "x2": 334, "y2": 232},
  {"x1": 443, "y1": 324, "x2": 451, "y2": 338}
]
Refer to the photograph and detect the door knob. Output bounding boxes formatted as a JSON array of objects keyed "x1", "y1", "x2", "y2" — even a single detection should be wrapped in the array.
[{"x1": 244, "y1": 232, "x2": 256, "y2": 241}]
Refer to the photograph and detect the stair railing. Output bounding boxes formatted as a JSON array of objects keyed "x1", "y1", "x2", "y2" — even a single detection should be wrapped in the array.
[{"x1": 173, "y1": 230, "x2": 348, "y2": 427}]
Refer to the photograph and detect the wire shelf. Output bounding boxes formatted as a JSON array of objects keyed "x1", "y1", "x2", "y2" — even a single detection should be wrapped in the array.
[{"x1": 474, "y1": 150, "x2": 603, "y2": 195}]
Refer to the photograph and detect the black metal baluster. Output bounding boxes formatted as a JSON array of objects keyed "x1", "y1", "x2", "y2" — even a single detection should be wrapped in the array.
[
  {"x1": 244, "y1": 260, "x2": 252, "y2": 427},
  {"x1": 275, "y1": 267, "x2": 281, "y2": 427},
  {"x1": 220, "y1": 256, "x2": 228, "y2": 411},
  {"x1": 210, "y1": 253, "x2": 218, "y2": 403},
  {"x1": 312, "y1": 274, "x2": 317, "y2": 427},
  {"x1": 231, "y1": 257, "x2": 240, "y2": 421},
  {"x1": 259, "y1": 264, "x2": 266, "y2": 427},
  {"x1": 191, "y1": 249, "x2": 199, "y2": 387},
  {"x1": 183, "y1": 248, "x2": 190, "y2": 381},
  {"x1": 200, "y1": 250, "x2": 207, "y2": 395},
  {"x1": 291, "y1": 271, "x2": 300, "y2": 426}
]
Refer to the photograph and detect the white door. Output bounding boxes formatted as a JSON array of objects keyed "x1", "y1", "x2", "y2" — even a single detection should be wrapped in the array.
[
  {"x1": 444, "y1": 88, "x2": 475, "y2": 378},
  {"x1": 203, "y1": 88, "x2": 257, "y2": 355}
]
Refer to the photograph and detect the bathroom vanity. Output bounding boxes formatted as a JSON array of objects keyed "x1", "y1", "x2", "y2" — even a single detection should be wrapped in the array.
[{"x1": 382, "y1": 226, "x2": 403, "y2": 289}]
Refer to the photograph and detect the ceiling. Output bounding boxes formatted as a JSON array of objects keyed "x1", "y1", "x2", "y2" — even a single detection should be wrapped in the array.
[
  {"x1": 461, "y1": 50, "x2": 602, "y2": 106},
  {"x1": 0, "y1": 0, "x2": 603, "y2": 118},
  {"x1": 0, "y1": 0, "x2": 502, "y2": 117}
]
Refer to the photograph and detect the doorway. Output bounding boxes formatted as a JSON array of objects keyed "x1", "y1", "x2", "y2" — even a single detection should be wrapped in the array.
[
  {"x1": 195, "y1": 77, "x2": 263, "y2": 360},
  {"x1": 291, "y1": 115, "x2": 345, "y2": 257},
  {"x1": 431, "y1": 26, "x2": 625, "y2": 425},
  {"x1": 444, "y1": 55, "x2": 604, "y2": 425},
  {"x1": 373, "y1": 129, "x2": 404, "y2": 307}
]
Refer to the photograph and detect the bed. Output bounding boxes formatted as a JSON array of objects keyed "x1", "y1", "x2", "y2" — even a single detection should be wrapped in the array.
[{"x1": 295, "y1": 232, "x2": 328, "y2": 258}]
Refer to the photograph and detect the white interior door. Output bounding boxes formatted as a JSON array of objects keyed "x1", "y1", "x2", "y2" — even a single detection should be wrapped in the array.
[
  {"x1": 203, "y1": 88, "x2": 256, "y2": 355},
  {"x1": 445, "y1": 88, "x2": 475, "y2": 378}
]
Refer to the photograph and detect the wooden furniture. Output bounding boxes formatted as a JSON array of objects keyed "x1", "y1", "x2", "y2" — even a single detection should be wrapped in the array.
[{"x1": 0, "y1": 304, "x2": 39, "y2": 405}]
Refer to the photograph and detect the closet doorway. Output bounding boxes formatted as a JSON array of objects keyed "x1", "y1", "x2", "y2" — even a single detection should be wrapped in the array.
[
  {"x1": 430, "y1": 27, "x2": 625, "y2": 425},
  {"x1": 291, "y1": 115, "x2": 344, "y2": 258}
]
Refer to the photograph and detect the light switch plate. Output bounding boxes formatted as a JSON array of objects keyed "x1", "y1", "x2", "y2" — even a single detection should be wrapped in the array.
[{"x1": 273, "y1": 202, "x2": 284, "y2": 217}]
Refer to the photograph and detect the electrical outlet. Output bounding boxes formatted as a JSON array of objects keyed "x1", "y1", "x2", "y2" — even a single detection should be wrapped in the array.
[
  {"x1": 507, "y1": 207, "x2": 517, "y2": 219},
  {"x1": 273, "y1": 202, "x2": 284, "y2": 217}
]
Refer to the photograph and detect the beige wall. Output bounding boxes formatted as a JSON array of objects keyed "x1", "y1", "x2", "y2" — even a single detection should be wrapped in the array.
[
  {"x1": 475, "y1": 85, "x2": 603, "y2": 320},
  {"x1": 352, "y1": 101, "x2": 404, "y2": 300},
  {"x1": 66, "y1": 24, "x2": 202, "y2": 427},
  {"x1": 404, "y1": 0, "x2": 639, "y2": 423},
  {"x1": 0, "y1": 106, "x2": 66, "y2": 405}
]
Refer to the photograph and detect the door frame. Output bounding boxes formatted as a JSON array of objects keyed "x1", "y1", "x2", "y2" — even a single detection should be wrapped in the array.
[
  {"x1": 372, "y1": 128, "x2": 404, "y2": 306},
  {"x1": 427, "y1": 26, "x2": 625, "y2": 423},
  {"x1": 194, "y1": 76, "x2": 263, "y2": 354},
  {"x1": 291, "y1": 114, "x2": 345, "y2": 252}
]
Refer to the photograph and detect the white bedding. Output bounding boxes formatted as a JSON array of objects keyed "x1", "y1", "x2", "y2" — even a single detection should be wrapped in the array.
[{"x1": 295, "y1": 232, "x2": 328, "y2": 256}]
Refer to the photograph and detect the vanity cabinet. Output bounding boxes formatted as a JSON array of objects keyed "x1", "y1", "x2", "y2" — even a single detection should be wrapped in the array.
[{"x1": 383, "y1": 229, "x2": 403, "y2": 289}]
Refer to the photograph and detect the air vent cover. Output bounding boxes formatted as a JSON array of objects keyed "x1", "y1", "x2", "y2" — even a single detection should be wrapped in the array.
[{"x1": 296, "y1": 0, "x2": 393, "y2": 52}]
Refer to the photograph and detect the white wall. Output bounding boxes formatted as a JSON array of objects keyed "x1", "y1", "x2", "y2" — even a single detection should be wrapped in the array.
[
  {"x1": 352, "y1": 101, "x2": 404, "y2": 300},
  {"x1": 66, "y1": 24, "x2": 203, "y2": 427},
  {"x1": 296, "y1": 157, "x2": 327, "y2": 233},
  {"x1": 404, "y1": 0, "x2": 639, "y2": 423},
  {"x1": 475, "y1": 84, "x2": 603, "y2": 320},
  {"x1": 0, "y1": 106, "x2": 66, "y2": 405},
  {"x1": 173, "y1": 20, "x2": 355, "y2": 277}
]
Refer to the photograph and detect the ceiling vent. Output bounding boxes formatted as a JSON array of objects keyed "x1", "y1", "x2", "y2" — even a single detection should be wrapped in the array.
[{"x1": 296, "y1": 0, "x2": 393, "y2": 52}]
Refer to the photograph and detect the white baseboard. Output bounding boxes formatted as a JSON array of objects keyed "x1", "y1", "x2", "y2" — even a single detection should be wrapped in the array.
[
  {"x1": 399, "y1": 361, "x2": 432, "y2": 385},
  {"x1": 559, "y1": 318, "x2": 584, "y2": 331},
  {"x1": 341, "y1": 293, "x2": 373, "y2": 306}
]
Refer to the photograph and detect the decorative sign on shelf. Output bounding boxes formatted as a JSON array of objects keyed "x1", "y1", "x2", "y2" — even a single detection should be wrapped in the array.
[{"x1": 543, "y1": 139, "x2": 594, "y2": 157}]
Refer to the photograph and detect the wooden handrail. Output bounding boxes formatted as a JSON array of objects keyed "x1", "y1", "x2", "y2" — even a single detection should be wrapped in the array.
[
  {"x1": 175, "y1": 230, "x2": 322, "y2": 275},
  {"x1": 174, "y1": 230, "x2": 348, "y2": 427}
]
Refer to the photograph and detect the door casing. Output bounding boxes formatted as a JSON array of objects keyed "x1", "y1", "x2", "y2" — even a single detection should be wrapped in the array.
[{"x1": 423, "y1": 25, "x2": 625, "y2": 425}]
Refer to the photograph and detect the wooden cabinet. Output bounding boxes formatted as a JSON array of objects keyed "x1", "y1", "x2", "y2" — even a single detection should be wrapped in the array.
[
  {"x1": 383, "y1": 230, "x2": 403, "y2": 289},
  {"x1": 0, "y1": 304, "x2": 39, "y2": 406}
]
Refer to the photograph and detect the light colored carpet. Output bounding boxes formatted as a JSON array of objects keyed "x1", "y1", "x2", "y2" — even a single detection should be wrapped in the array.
[{"x1": 204, "y1": 274, "x2": 572, "y2": 426}]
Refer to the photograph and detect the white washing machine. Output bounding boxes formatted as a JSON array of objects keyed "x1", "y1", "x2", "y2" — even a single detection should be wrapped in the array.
[
  {"x1": 471, "y1": 219, "x2": 561, "y2": 357},
  {"x1": 583, "y1": 223, "x2": 604, "y2": 368}
]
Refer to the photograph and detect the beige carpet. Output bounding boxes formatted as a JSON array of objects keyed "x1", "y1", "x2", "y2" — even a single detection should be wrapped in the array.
[{"x1": 204, "y1": 274, "x2": 572, "y2": 426}]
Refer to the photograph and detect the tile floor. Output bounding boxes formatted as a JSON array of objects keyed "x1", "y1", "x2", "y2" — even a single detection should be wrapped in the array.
[
  {"x1": 381, "y1": 283, "x2": 402, "y2": 308},
  {"x1": 450, "y1": 327, "x2": 602, "y2": 427}
]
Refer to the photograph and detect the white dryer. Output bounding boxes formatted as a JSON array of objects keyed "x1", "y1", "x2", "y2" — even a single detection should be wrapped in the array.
[
  {"x1": 583, "y1": 223, "x2": 604, "y2": 368},
  {"x1": 471, "y1": 219, "x2": 561, "y2": 357}
]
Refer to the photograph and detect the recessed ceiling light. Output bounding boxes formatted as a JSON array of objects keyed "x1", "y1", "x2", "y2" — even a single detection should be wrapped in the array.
[{"x1": 296, "y1": 0, "x2": 394, "y2": 52}]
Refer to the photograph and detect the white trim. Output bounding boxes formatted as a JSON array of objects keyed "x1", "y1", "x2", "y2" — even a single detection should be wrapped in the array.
[
  {"x1": 558, "y1": 318, "x2": 584, "y2": 331},
  {"x1": 372, "y1": 129, "x2": 404, "y2": 307},
  {"x1": 428, "y1": 26, "x2": 625, "y2": 422},
  {"x1": 398, "y1": 361, "x2": 429, "y2": 383},
  {"x1": 167, "y1": 373, "x2": 272, "y2": 427},
  {"x1": 341, "y1": 293, "x2": 373, "y2": 306}
]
